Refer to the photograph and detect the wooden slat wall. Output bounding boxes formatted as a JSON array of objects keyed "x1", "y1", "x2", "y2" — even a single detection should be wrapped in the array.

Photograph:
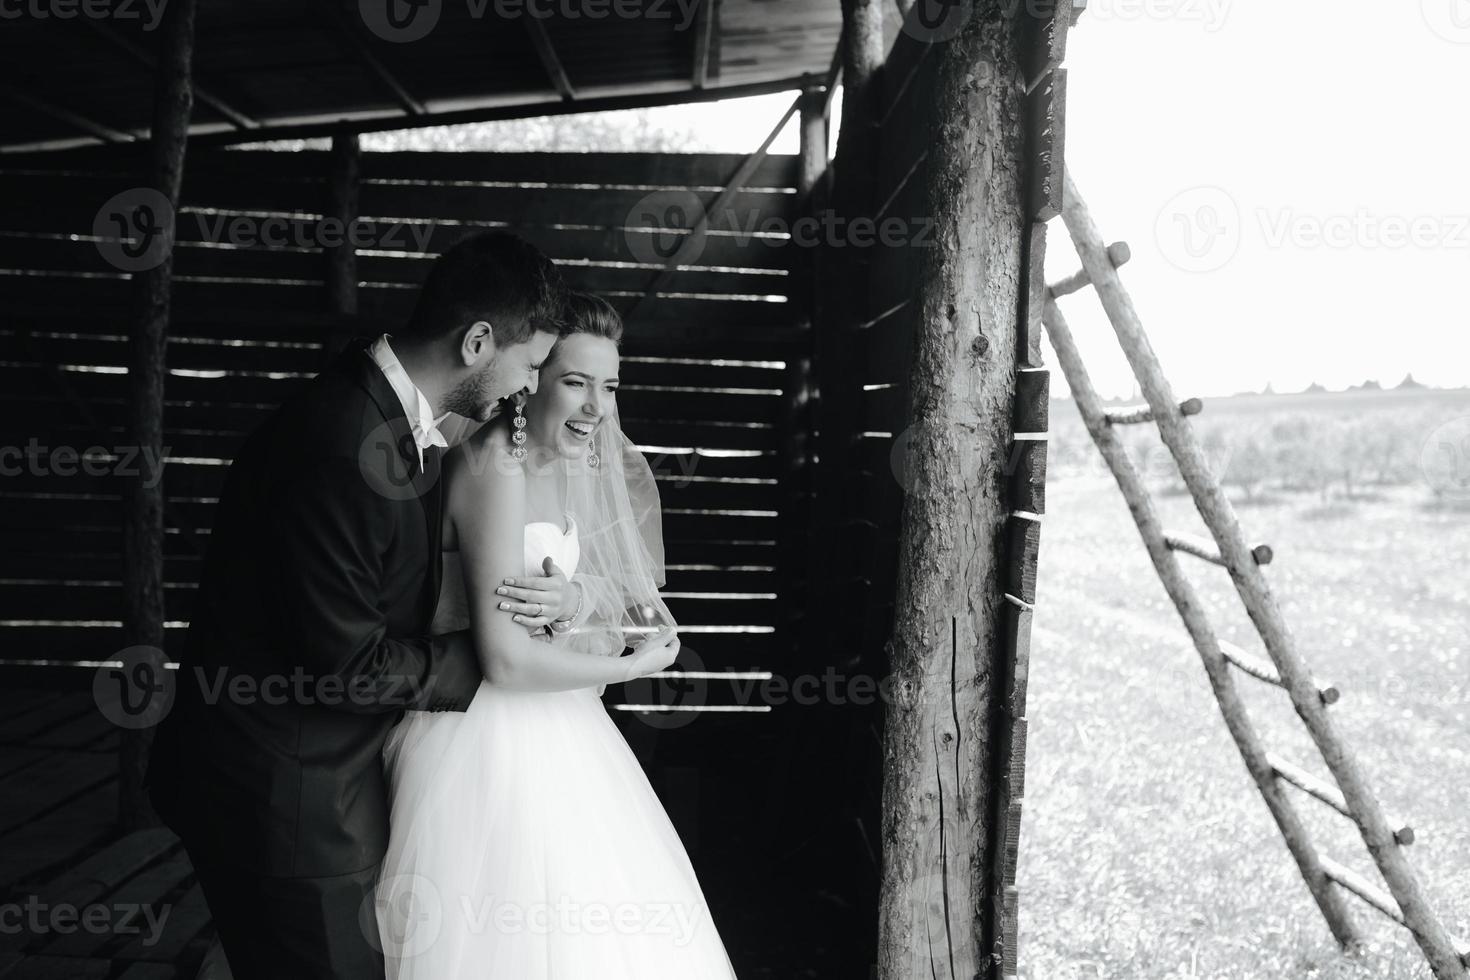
[
  {"x1": 0, "y1": 149, "x2": 810, "y2": 691},
  {"x1": 843, "y1": 34, "x2": 939, "y2": 676}
]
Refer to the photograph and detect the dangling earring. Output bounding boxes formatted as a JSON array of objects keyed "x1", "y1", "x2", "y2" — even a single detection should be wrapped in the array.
[
  {"x1": 586, "y1": 441, "x2": 600, "y2": 469},
  {"x1": 511, "y1": 401, "x2": 528, "y2": 460}
]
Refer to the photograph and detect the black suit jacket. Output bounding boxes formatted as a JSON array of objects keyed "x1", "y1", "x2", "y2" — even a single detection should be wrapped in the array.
[{"x1": 147, "y1": 340, "x2": 481, "y2": 879}]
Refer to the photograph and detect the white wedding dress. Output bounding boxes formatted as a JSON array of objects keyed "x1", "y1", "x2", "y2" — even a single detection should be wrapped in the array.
[{"x1": 377, "y1": 517, "x2": 738, "y2": 979}]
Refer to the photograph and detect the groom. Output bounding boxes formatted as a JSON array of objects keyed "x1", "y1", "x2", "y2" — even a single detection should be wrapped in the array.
[{"x1": 147, "y1": 231, "x2": 574, "y2": 978}]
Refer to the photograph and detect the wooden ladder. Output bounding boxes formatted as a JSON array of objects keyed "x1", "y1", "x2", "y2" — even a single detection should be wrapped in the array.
[{"x1": 1041, "y1": 170, "x2": 1470, "y2": 980}]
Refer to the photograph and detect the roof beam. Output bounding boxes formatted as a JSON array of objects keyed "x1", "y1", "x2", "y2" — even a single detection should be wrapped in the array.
[
  {"x1": 526, "y1": 19, "x2": 576, "y2": 100},
  {"x1": 83, "y1": 20, "x2": 258, "y2": 130},
  {"x1": 319, "y1": 0, "x2": 426, "y2": 116},
  {"x1": 0, "y1": 84, "x2": 137, "y2": 144},
  {"x1": 181, "y1": 73, "x2": 820, "y2": 148},
  {"x1": 691, "y1": 0, "x2": 717, "y2": 89}
]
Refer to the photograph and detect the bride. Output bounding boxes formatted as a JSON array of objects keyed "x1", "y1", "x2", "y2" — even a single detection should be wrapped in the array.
[{"x1": 373, "y1": 292, "x2": 739, "y2": 978}]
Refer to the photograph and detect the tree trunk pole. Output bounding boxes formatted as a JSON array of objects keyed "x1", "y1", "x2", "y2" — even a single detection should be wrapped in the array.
[
  {"x1": 877, "y1": 5, "x2": 1027, "y2": 978},
  {"x1": 121, "y1": 0, "x2": 195, "y2": 832}
]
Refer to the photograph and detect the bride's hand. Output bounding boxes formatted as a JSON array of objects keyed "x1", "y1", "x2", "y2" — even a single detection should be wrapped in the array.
[{"x1": 621, "y1": 628, "x2": 680, "y2": 681}]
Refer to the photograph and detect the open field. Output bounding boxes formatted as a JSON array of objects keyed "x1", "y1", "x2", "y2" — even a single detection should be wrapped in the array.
[{"x1": 1020, "y1": 388, "x2": 1470, "y2": 979}]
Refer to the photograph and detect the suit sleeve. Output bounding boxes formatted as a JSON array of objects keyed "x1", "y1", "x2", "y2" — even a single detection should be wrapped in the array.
[{"x1": 271, "y1": 455, "x2": 481, "y2": 714}]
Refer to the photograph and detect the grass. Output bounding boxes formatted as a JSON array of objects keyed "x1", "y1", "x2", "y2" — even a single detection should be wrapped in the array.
[{"x1": 1018, "y1": 392, "x2": 1470, "y2": 979}]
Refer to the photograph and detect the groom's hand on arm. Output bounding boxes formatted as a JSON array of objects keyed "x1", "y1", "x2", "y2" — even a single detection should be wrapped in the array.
[
  {"x1": 273, "y1": 457, "x2": 480, "y2": 714},
  {"x1": 494, "y1": 557, "x2": 577, "y2": 633}
]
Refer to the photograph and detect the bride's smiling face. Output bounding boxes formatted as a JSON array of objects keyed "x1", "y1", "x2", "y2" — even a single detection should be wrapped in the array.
[{"x1": 523, "y1": 333, "x2": 620, "y2": 459}]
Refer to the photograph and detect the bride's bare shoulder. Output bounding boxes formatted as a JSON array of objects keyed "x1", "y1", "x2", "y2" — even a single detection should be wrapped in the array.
[{"x1": 445, "y1": 416, "x2": 522, "y2": 491}]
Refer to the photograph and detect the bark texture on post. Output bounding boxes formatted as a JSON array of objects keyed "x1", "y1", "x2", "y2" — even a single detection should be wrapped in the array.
[
  {"x1": 121, "y1": 0, "x2": 195, "y2": 831},
  {"x1": 877, "y1": 5, "x2": 1027, "y2": 977}
]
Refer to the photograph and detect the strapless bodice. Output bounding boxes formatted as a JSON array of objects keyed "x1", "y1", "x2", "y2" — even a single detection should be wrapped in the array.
[{"x1": 431, "y1": 515, "x2": 580, "y2": 635}]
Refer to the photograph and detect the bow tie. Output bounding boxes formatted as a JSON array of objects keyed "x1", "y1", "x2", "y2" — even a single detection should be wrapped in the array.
[{"x1": 411, "y1": 415, "x2": 449, "y2": 452}]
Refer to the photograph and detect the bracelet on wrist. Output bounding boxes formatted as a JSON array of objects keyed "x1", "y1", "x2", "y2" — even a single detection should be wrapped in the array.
[{"x1": 550, "y1": 580, "x2": 584, "y2": 634}]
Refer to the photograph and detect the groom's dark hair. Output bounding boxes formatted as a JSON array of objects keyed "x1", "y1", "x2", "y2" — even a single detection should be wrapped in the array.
[{"x1": 404, "y1": 231, "x2": 567, "y2": 346}]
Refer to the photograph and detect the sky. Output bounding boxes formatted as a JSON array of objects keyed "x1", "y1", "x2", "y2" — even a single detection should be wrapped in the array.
[{"x1": 628, "y1": 0, "x2": 1470, "y2": 399}]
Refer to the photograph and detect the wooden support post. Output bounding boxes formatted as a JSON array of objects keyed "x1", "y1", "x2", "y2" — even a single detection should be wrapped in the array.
[
  {"x1": 325, "y1": 132, "x2": 361, "y2": 358},
  {"x1": 1059, "y1": 171, "x2": 1468, "y2": 980},
  {"x1": 875, "y1": 5, "x2": 1030, "y2": 976},
  {"x1": 121, "y1": 0, "x2": 195, "y2": 832},
  {"x1": 797, "y1": 86, "x2": 828, "y2": 200}
]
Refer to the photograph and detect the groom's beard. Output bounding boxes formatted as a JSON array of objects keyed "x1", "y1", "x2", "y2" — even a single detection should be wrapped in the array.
[{"x1": 441, "y1": 359, "x2": 500, "y2": 421}]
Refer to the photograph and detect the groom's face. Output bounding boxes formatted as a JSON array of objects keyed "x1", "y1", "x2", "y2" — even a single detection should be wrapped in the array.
[{"x1": 446, "y1": 327, "x2": 558, "y2": 422}]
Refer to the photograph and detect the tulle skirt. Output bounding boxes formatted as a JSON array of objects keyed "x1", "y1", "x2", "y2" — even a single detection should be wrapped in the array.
[{"x1": 377, "y1": 681, "x2": 738, "y2": 979}]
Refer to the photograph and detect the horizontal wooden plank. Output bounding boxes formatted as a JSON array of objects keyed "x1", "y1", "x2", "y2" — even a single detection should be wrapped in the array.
[
  {"x1": 0, "y1": 272, "x2": 799, "y2": 331},
  {"x1": 662, "y1": 596, "x2": 778, "y2": 627},
  {"x1": 5, "y1": 330, "x2": 327, "y2": 376},
  {"x1": 356, "y1": 181, "x2": 798, "y2": 232},
  {"x1": 0, "y1": 168, "x2": 796, "y2": 230},
  {"x1": 0, "y1": 501, "x2": 776, "y2": 549},
  {"x1": 0, "y1": 366, "x2": 786, "y2": 428},
  {"x1": 859, "y1": 382, "x2": 910, "y2": 434},
  {"x1": 658, "y1": 568, "x2": 777, "y2": 593},
  {"x1": 2, "y1": 323, "x2": 791, "y2": 390},
  {"x1": 10, "y1": 149, "x2": 804, "y2": 190},
  {"x1": 0, "y1": 229, "x2": 795, "y2": 300},
  {"x1": 351, "y1": 151, "x2": 802, "y2": 189},
  {"x1": 0, "y1": 445, "x2": 782, "y2": 508},
  {"x1": 0, "y1": 203, "x2": 799, "y2": 275},
  {"x1": 0, "y1": 553, "x2": 202, "y2": 583}
]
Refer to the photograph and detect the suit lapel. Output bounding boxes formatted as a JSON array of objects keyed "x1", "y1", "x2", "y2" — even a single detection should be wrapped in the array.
[
  {"x1": 338, "y1": 340, "x2": 444, "y2": 619},
  {"x1": 420, "y1": 444, "x2": 444, "y2": 614}
]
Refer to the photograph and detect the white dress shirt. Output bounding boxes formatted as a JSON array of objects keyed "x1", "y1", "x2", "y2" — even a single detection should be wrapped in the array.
[{"x1": 367, "y1": 334, "x2": 449, "y2": 469}]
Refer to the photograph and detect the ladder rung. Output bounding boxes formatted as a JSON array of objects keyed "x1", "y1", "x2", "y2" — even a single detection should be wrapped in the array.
[
  {"x1": 1267, "y1": 753, "x2": 1415, "y2": 845},
  {"x1": 1165, "y1": 530, "x2": 1273, "y2": 567},
  {"x1": 1218, "y1": 641, "x2": 1341, "y2": 705},
  {"x1": 1320, "y1": 855, "x2": 1405, "y2": 925},
  {"x1": 1047, "y1": 240, "x2": 1131, "y2": 299},
  {"x1": 1103, "y1": 397, "x2": 1203, "y2": 425}
]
